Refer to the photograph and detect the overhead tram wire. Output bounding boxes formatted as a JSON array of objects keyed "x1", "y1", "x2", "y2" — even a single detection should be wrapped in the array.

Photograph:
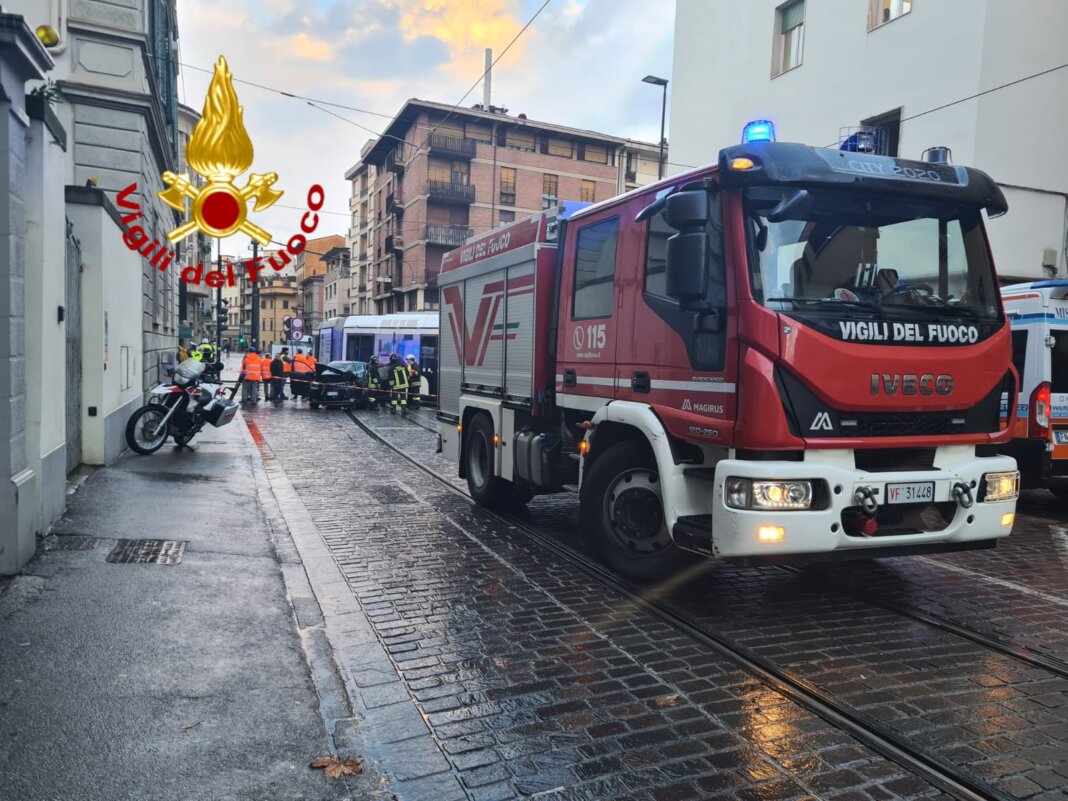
[
  {"x1": 148, "y1": 48, "x2": 1066, "y2": 170},
  {"x1": 822, "y1": 61, "x2": 1068, "y2": 148}
]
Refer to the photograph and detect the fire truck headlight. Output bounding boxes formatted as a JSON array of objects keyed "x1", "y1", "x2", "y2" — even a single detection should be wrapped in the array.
[
  {"x1": 725, "y1": 479, "x2": 814, "y2": 510},
  {"x1": 981, "y1": 471, "x2": 1020, "y2": 502}
]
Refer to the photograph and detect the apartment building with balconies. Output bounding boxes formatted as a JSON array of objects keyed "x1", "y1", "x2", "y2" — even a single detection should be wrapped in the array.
[
  {"x1": 346, "y1": 100, "x2": 662, "y2": 315},
  {"x1": 294, "y1": 234, "x2": 345, "y2": 333}
]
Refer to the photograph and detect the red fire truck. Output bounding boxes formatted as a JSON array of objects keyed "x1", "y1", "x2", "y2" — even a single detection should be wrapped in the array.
[{"x1": 436, "y1": 130, "x2": 1021, "y2": 580}]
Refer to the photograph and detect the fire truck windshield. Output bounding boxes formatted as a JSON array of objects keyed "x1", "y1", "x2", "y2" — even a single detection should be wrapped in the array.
[{"x1": 744, "y1": 187, "x2": 1001, "y2": 326}]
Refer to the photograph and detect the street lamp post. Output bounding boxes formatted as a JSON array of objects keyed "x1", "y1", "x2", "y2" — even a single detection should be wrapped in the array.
[
  {"x1": 249, "y1": 239, "x2": 260, "y2": 349},
  {"x1": 642, "y1": 74, "x2": 668, "y2": 180}
]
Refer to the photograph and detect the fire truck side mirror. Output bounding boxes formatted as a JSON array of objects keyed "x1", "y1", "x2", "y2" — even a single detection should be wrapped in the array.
[
  {"x1": 666, "y1": 232, "x2": 710, "y2": 303},
  {"x1": 664, "y1": 190, "x2": 719, "y2": 310},
  {"x1": 664, "y1": 190, "x2": 708, "y2": 229}
]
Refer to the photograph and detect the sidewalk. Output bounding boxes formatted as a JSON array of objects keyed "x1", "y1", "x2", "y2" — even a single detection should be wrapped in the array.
[{"x1": 0, "y1": 406, "x2": 381, "y2": 801}]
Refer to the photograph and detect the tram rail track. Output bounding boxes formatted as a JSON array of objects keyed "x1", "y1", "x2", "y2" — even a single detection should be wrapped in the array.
[
  {"x1": 347, "y1": 408, "x2": 1024, "y2": 801},
  {"x1": 778, "y1": 565, "x2": 1068, "y2": 680},
  {"x1": 398, "y1": 406, "x2": 1068, "y2": 679}
]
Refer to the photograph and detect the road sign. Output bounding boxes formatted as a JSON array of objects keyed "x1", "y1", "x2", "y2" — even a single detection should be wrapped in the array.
[
  {"x1": 291, "y1": 317, "x2": 304, "y2": 330},
  {"x1": 292, "y1": 331, "x2": 304, "y2": 341}
]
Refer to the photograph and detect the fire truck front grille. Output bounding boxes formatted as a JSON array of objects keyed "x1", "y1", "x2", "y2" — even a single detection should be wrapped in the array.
[{"x1": 838, "y1": 412, "x2": 966, "y2": 438}]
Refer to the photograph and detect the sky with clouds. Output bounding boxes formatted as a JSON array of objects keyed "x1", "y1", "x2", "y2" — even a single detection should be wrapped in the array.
[{"x1": 176, "y1": 0, "x2": 676, "y2": 255}]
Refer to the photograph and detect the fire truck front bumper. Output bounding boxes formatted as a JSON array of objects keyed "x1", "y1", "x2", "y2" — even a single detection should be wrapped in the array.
[{"x1": 673, "y1": 450, "x2": 1019, "y2": 560}]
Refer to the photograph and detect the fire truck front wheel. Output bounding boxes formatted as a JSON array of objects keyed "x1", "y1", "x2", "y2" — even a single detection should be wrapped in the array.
[
  {"x1": 465, "y1": 413, "x2": 532, "y2": 510},
  {"x1": 583, "y1": 440, "x2": 692, "y2": 582}
]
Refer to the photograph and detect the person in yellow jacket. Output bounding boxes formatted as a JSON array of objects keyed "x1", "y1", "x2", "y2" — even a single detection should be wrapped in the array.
[
  {"x1": 387, "y1": 353, "x2": 409, "y2": 413},
  {"x1": 240, "y1": 347, "x2": 262, "y2": 403}
]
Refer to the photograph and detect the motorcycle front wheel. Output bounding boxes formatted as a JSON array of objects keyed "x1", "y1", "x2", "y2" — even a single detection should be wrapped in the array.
[{"x1": 125, "y1": 405, "x2": 170, "y2": 455}]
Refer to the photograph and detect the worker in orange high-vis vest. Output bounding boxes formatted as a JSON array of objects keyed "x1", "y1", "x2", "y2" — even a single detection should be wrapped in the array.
[
  {"x1": 291, "y1": 348, "x2": 313, "y2": 401},
  {"x1": 280, "y1": 347, "x2": 293, "y2": 401},
  {"x1": 260, "y1": 350, "x2": 274, "y2": 400},
  {"x1": 240, "y1": 347, "x2": 262, "y2": 404}
]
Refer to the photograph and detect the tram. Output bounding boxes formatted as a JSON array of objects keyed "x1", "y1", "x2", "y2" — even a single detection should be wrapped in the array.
[{"x1": 315, "y1": 313, "x2": 439, "y2": 397}]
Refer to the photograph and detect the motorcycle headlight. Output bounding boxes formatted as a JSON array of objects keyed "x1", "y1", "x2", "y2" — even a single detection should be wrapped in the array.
[
  {"x1": 980, "y1": 471, "x2": 1019, "y2": 503},
  {"x1": 725, "y1": 478, "x2": 815, "y2": 510}
]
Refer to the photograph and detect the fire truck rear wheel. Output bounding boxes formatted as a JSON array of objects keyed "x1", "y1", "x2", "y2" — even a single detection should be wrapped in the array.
[
  {"x1": 465, "y1": 414, "x2": 531, "y2": 510},
  {"x1": 583, "y1": 440, "x2": 691, "y2": 581}
]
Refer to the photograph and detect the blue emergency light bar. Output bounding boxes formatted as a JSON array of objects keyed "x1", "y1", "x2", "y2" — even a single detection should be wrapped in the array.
[{"x1": 742, "y1": 120, "x2": 775, "y2": 143}]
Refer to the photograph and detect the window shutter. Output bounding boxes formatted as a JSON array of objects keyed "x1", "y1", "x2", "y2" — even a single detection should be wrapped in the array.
[{"x1": 781, "y1": 0, "x2": 804, "y2": 32}]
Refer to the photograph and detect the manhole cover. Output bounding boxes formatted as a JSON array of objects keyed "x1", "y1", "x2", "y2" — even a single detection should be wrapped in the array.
[
  {"x1": 106, "y1": 539, "x2": 186, "y2": 565},
  {"x1": 41, "y1": 535, "x2": 98, "y2": 551},
  {"x1": 369, "y1": 484, "x2": 416, "y2": 504}
]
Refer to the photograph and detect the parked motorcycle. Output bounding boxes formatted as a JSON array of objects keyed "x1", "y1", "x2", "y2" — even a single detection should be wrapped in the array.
[{"x1": 124, "y1": 359, "x2": 238, "y2": 455}]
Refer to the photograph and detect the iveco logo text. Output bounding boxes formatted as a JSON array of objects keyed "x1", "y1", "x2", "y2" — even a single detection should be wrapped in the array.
[
  {"x1": 681, "y1": 398, "x2": 724, "y2": 414},
  {"x1": 870, "y1": 373, "x2": 954, "y2": 396}
]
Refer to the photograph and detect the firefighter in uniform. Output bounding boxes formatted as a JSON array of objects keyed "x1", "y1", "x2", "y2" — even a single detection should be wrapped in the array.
[
  {"x1": 388, "y1": 353, "x2": 409, "y2": 413},
  {"x1": 366, "y1": 355, "x2": 382, "y2": 411},
  {"x1": 406, "y1": 355, "x2": 421, "y2": 409},
  {"x1": 240, "y1": 347, "x2": 262, "y2": 403}
]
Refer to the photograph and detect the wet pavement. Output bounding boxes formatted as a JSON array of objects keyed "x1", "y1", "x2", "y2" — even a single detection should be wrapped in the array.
[
  {"x1": 364, "y1": 409, "x2": 1068, "y2": 800},
  {"x1": 0, "y1": 405, "x2": 382, "y2": 801},
  {"x1": 242, "y1": 400, "x2": 1061, "y2": 800}
]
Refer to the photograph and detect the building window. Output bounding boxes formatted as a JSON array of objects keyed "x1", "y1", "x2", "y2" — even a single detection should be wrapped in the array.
[
  {"x1": 580, "y1": 143, "x2": 608, "y2": 164},
  {"x1": 773, "y1": 0, "x2": 805, "y2": 76},
  {"x1": 580, "y1": 180, "x2": 596, "y2": 203},
  {"x1": 261, "y1": 300, "x2": 266, "y2": 309},
  {"x1": 545, "y1": 137, "x2": 573, "y2": 158},
  {"x1": 860, "y1": 108, "x2": 902, "y2": 156},
  {"x1": 644, "y1": 210, "x2": 673, "y2": 297},
  {"x1": 500, "y1": 167, "x2": 516, "y2": 206},
  {"x1": 542, "y1": 174, "x2": 558, "y2": 209},
  {"x1": 869, "y1": 0, "x2": 911, "y2": 29},
  {"x1": 283, "y1": 300, "x2": 289, "y2": 309},
  {"x1": 499, "y1": 210, "x2": 515, "y2": 226},
  {"x1": 572, "y1": 218, "x2": 619, "y2": 320},
  {"x1": 504, "y1": 128, "x2": 536, "y2": 152}
]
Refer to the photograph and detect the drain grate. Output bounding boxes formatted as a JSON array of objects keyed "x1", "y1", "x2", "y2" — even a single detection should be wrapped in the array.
[
  {"x1": 41, "y1": 535, "x2": 99, "y2": 551},
  {"x1": 368, "y1": 484, "x2": 416, "y2": 504},
  {"x1": 106, "y1": 539, "x2": 186, "y2": 565}
]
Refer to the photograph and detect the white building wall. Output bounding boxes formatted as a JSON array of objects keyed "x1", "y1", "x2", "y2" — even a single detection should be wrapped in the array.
[
  {"x1": 66, "y1": 193, "x2": 143, "y2": 465},
  {"x1": 670, "y1": 0, "x2": 1068, "y2": 279},
  {"x1": 24, "y1": 111, "x2": 68, "y2": 532}
]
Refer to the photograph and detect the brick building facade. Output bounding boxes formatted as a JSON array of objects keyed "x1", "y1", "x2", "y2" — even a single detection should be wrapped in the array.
[{"x1": 345, "y1": 100, "x2": 662, "y2": 315}]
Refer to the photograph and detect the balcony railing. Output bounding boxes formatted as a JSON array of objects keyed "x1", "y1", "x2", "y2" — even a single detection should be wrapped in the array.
[
  {"x1": 425, "y1": 224, "x2": 472, "y2": 248},
  {"x1": 386, "y1": 185, "x2": 403, "y2": 213},
  {"x1": 385, "y1": 143, "x2": 407, "y2": 173},
  {"x1": 385, "y1": 232, "x2": 404, "y2": 252},
  {"x1": 357, "y1": 250, "x2": 368, "y2": 262},
  {"x1": 428, "y1": 133, "x2": 476, "y2": 159},
  {"x1": 427, "y1": 180, "x2": 475, "y2": 204}
]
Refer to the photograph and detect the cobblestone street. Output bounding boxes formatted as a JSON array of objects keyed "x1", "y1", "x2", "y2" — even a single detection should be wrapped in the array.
[{"x1": 246, "y1": 403, "x2": 1068, "y2": 801}]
